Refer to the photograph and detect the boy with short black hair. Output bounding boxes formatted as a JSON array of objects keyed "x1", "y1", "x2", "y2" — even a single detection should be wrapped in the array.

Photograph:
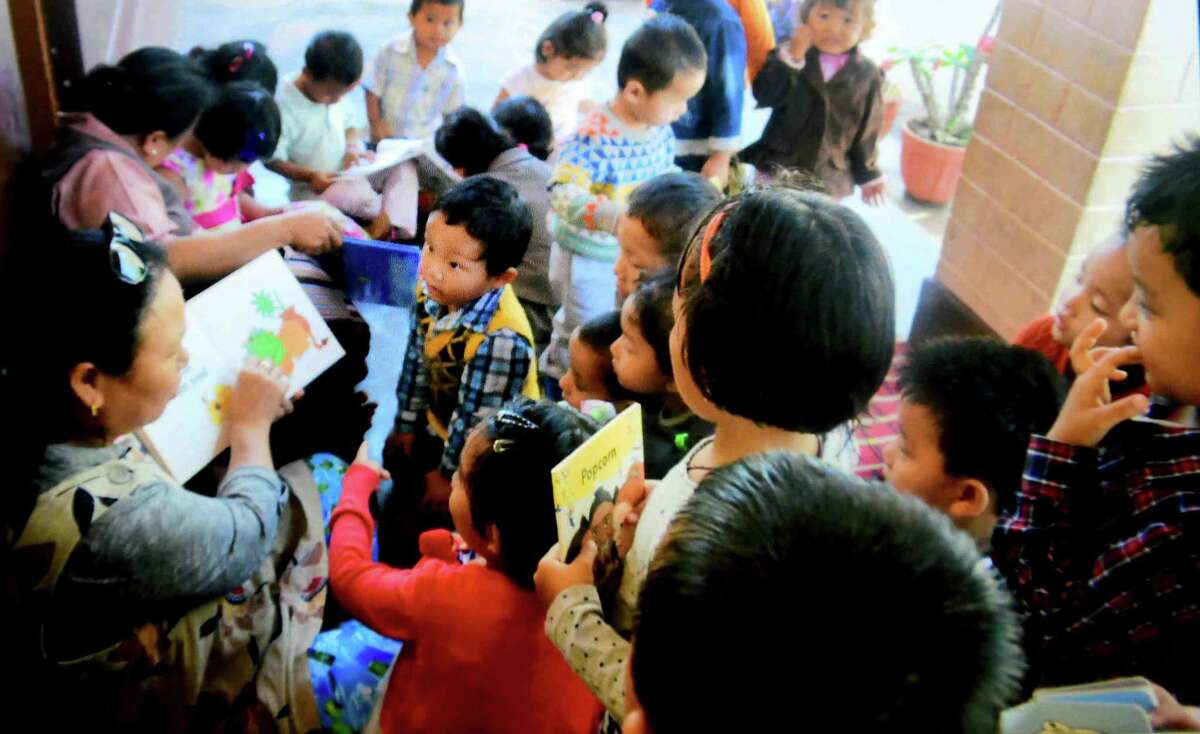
[
  {"x1": 541, "y1": 14, "x2": 707, "y2": 383},
  {"x1": 382, "y1": 176, "x2": 539, "y2": 566},
  {"x1": 883, "y1": 337, "x2": 1064, "y2": 551},
  {"x1": 623, "y1": 452, "x2": 1025, "y2": 734},
  {"x1": 993, "y1": 140, "x2": 1200, "y2": 700},
  {"x1": 614, "y1": 172, "x2": 720, "y2": 301}
]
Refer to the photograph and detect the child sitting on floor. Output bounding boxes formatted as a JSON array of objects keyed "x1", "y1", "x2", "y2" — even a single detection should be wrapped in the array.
[
  {"x1": 612, "y1": 271, "x2": 713, "y2": 480},
  {"x1": 742, "y1": 0, "x2": 886, "y2": 204},
  {"x1": 381, "y1": 177, "x2": 540, "y2": 567},
  {"x1": 494, "y1": 2, "x2": 608, "y2": 145},
  {"x1": 882, "y1": 337, "x2": 1064, "y2": 551},
  {"x1": 540, "y1": 14, "x2": 707, "y2": 384},
  {"x1": 330, "y1": 401, "x2": 604, "y2": 734},
  {"x1": 494, "y1": 95, "x2": 555, "y2": 162},
  {"x1": 560, "y1": 310, "x2": 637, "y2": 414},
  {"x1": 158, "y1": 81, "x2": 281, "y2": 232},
  {"x1": 1013, "y1": 229, "x2": 1145, "y2": 396},
  {"x1": 992, "y1": 141, "x2": 1200, "y2": 700},
  {"x1": 615, "y1": 172, "x2": 721, "y2": 301},
  {"x1": 621, "y1": 452, "x2": 1024, "y2": 733}
]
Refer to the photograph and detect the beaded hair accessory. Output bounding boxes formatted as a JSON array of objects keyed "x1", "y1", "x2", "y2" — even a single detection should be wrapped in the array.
[
  {"x1": 489, "y1": 410, "x2": 539, "y2": 453},
  {"x1": 590, "y1": 10, "x2": 605, "y2": 23},
  {"x1": 227, "y1": 42, "x2": 255, "y2": 74}
]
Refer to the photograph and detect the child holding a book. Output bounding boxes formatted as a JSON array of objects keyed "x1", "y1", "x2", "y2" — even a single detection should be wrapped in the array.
[
  {"x1": 621, "y1": 452, "x2": 1024, "y2": 733},
  {"x1": 882, "y1": 337, "x2": 1064, "y2": 552},
  {"x1": 330, "y1": 400, "x2": 604, "y2": 734},
  {"x1": 612, "y1": 271, "x2": 712, "y2": 480},
  {"x1": 540, "y1": 15, "x2": 707, "y2": 385},
  {"x1": 494, "y1": 2, "x2": 609, "y2": 145},
  {"x1": 381, "y1": 177, "x2": 540, "y2": 567},
  {"x1": 992, "y1": 141, "x2": 1200, "y2": 700},
  {"x1": 535, "y1": 183, "x2": 895, "y2": 719},
  {"x1": 742, "y1": 0, "x2": 886, "y2": 203},
  {"x1": 614, "y1": 172, "x2": 721, "y2": 302}
]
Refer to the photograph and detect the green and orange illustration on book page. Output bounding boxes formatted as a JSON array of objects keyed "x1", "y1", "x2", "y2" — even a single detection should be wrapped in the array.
[{"x1": 139, "y1": 251, "x2": 344, "y2": 481}]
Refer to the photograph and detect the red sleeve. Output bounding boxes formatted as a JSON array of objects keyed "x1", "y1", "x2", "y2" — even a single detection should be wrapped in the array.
[
  {"x1": 329, "y1": 465, "x2": 446, "y2": 640},
  {"x1": 1013, "y1": 315, "x2": 1070, "y2": 374}
]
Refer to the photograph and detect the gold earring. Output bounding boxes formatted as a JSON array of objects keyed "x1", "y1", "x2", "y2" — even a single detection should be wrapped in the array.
[{"x1": 91, "y1": 404, "x2": 99, "y2": 417}]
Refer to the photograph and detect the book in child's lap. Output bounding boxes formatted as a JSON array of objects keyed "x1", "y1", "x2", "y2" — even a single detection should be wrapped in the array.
[{"x1": 139, "y1": 251, "x2": 344, "y2": 481}]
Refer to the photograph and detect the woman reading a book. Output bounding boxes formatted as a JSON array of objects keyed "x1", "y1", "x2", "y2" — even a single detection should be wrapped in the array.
[
  {"x1": 34, "y1": 47, "x2": 373, "y2": 465},
  {"x1": 2, "y1": 218, "x2": 328, "y2": 732}
]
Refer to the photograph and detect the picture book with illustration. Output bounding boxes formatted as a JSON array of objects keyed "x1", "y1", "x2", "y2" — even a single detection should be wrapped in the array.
[
  {"x1": 138, "y1": 251, "x2": 344, "y2": 481},
  {"x1": 551, "y1": 403, "x2": 643, "y2": 563},
  {"x1": 1001, "y1": 677, "x2": 1160, "y2": 734}
]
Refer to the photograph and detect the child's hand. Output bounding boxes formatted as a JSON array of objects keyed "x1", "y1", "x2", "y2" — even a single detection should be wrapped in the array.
[
  {"x1": 614, "y1": 463, "x2": 652, "y2": 559},
  {"x1": 352, "y1": 442, "x2": 391, "y2": 480},
  {"x1": 419, "y1": 468, "x2": 453, "y2": 512},
  {"x1": 1068, "y1": 318, "x2": 1125, "y2": 398},
  {"x1": 534, "y1": 540, "x2": 597, "y2": 608},
  {"x1": 788, "y1": 21, "x2": 813, "y2": 61},
  {"x1": 340, "y1": 150, "x2": 376, "y2": 171},
  {"x1": 1150, "y1": 683, "x2": 1200, "y2": 731},
  {"x1": 308, "y1": 171, "x2": 338, "y2": 194},
  {"x1": 224, "y1": 359, "x2": 296, "y2": 437},
  {"x1": 1047, "y1": 343, "x2": 1148, "y2": 448},
  {"x1": 861, "y1": 180, "x2": 886, "y2": 206}
]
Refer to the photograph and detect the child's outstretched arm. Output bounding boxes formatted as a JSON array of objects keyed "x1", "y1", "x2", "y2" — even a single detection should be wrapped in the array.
[
  {"x1": 329, "y1": 452, "x2": 447, "y2": 640},
  {"x1": 536, "y1": 541, "x2": 632, "y2": 718},
  {"x1": 548, "y1": 137, "x2": 623, "y2": 236}
]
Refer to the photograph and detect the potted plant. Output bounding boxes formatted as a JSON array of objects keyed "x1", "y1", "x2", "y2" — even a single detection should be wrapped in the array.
[{"x1": 888, "y1": 2, "x2": 1001, "y2": 205}]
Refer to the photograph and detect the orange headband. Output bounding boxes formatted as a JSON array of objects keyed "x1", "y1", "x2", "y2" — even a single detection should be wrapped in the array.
[{"x1": 698, "y1": 209, "x2": 728, "y2": 283}]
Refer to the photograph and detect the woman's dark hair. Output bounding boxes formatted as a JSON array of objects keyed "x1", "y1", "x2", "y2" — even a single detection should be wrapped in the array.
[
  {"x1": 578, "y1": 310, "x2": 638, "y2": 402},
  {"x1": 434, "y1": 107, "x2": 514, "y2": 176},
  {"x1": 618, "y1": 13, "x2": 706, "y2": 93},
  {"x1": 82, "y1": 47, "x2": 213, "y2": 139},
  {"x1": 463, "y1": 398, "x2": 598, "y2": 588},
  {"x1": 629, "y1": 270, "x2": 676, "y2": 378},
  {"x1": 536, "y1": 1, "x2": 608, "y2": 63},
  {"x1": 304, "y1": 31, "x2": 364, "y2": 86},
  {"x1": 2, "y1": 226, "x2": 169, "y2": 539},
  {"x1": 194, "y1": 81, "x2": 282, "y2": 163},
  {"x1": 632, "y1": 452, "x2": 1024, "y2": 734},
  {"x1": 191, "y1": 40, "x2": 279, "y2": 93},
  {"x1": 676, "y1": 185, "x2": 895, "y2": 433},
  {"x1": 493, "y1": 96, "x2": 554, "y2": 161}
]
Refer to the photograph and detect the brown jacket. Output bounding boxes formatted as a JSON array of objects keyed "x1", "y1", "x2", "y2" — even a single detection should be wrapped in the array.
[{"x1": 742, "y1": 45, "x2": 884, "y2": 198}]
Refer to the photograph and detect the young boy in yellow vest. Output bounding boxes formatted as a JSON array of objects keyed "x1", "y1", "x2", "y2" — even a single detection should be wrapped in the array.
[{"x1": 383, "y1": 176, "x2": 540, "y2": 566}]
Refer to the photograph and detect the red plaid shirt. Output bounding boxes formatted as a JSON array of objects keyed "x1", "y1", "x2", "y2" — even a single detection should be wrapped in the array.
[{"x1": 993, "y1": 421, "x2": 1200, "y2": 699}]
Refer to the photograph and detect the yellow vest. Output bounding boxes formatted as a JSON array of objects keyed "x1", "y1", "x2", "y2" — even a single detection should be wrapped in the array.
[{"x1": 421, "y1": 284, "x2": 541, "y2": 439}]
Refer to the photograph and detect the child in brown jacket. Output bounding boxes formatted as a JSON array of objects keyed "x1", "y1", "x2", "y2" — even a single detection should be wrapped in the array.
[{"x1": 741, "y1": 0, "x2": 885, "y2": 204}]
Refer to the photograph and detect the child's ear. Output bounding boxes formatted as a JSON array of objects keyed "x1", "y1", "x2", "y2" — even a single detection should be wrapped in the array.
[
  {"x1": 540, "y1": 40, "x2": 556, "y2": 60},
  {"x1": 484, "y1": 524, "x2": 502, "y2": 558},
  {"x1": 139, "y1": 130, "x2": 171, "y2": 161},
  {"x1": 622, "y1": 79, "x2": 647, "y2": 104},
  {"x1": 491, "y1": 267, "x2": 518, "y2": 288},
  {"x1": 946, "y1": 478, "x2": 991, "y2": 521}
]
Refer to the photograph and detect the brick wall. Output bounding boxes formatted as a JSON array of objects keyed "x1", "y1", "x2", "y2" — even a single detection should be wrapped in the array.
[{"x1": 936, "y1": 0, "x2": 1199, "y2": 339}]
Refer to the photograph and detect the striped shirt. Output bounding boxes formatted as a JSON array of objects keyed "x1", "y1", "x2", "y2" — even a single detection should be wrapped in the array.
[{"x1": 365, "y1": 33, "x2": 464, "y2": 141}]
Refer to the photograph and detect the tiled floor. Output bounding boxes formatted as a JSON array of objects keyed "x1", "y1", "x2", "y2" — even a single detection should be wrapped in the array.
[{"x1": 171, "y1": 0, "x2": 978, "y2": 456}]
